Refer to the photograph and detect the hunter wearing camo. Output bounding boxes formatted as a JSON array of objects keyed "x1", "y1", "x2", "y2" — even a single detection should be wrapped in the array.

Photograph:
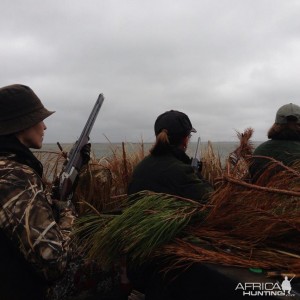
[
  {"x1": 0, "y1": 136, "x2": 76, "y2": 276},
  {"x1": 0, "y1": 85, "x2": 77, "y2": 299}
]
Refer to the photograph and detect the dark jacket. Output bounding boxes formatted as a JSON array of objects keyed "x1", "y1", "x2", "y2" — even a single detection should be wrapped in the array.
[
  {"x1": 250, "y1": 139, "x2": 300, "y2": 182},
  {"x1": 128, "y1": 147, "x2": 213, "y2": 203},
  {"x1": 127, "y1": 147, "x2": 214, "y2": 299}
]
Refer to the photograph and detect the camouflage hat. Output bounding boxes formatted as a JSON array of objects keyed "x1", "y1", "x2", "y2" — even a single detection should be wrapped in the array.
[
  {"x1": 154, "y1": 110, "x2": 197, "y2": 137},
  {"x1": 275, "y1": 103, "x2": 300, "y2": 124},
  {"x1": 0, "y1": 84, "x2": 54, "y2": 135}
]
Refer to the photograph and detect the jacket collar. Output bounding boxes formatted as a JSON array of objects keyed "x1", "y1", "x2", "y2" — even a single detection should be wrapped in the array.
[
  {"x1": 169, "y1": 146, "x2": 192, "y2": 165},
  {"x1": 0, "y1": 135, "x2": 43, "y2": 177}
]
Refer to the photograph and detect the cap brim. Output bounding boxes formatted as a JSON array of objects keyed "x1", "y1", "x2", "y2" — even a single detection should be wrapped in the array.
[{"x1": 191, "y1": 127, "x2": 197, "y2": 133}]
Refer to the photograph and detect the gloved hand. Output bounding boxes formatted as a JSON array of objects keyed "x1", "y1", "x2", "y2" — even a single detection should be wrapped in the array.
[
  {"x1": 191, "y1": 157, "x2": 203, "y2": 174},
  {"x1": 81, "y1": 143, "x2": 91, "y2": 164},
  {"x1": 197, "y1": 160, "x2": 203, "y2": 173},
  {"x1": 52, "y1": 199, "x2": 73, "y2": 211},
  {"x1": 51, "y1": 176, "x2": 60, "y2": 200}
]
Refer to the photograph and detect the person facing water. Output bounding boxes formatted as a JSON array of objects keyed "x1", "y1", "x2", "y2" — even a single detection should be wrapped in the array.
[
  {"x1": 128, "y1": 110, "x2": 213, "y2": 202},
  {"x1": 0, "y1": 84, "x2": 90, "y2": 299},
  {"x1": 250, "y1": 103, "x2": 300, "y2": 183},
  {"x1": 126, "y1": 110, "x2": 214, "y2": 299}
]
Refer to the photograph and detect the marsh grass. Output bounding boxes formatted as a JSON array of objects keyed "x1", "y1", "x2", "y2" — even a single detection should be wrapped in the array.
[
  {"x1": 167, "y1": 128, "x2": 300, "y2": 274},
  {"x1": 36, "y1": 132, "x2": 300, "y2": 275},
  {"x1": 201, "y1": 141, "x2": 223, "y2": 186},
  {"x1": 34, "y1": 141, "x2": 148, "y2": 213}
]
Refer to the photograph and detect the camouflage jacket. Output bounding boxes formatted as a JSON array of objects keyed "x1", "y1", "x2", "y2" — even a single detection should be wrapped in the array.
[{"x1": 0, "y1": 153, "x2": 76, "y2": 283}]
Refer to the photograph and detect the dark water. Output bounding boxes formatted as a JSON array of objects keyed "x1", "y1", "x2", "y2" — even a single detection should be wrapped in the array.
[{"x1": 40, "y1": 141, "x2": 262, "y2": 164}]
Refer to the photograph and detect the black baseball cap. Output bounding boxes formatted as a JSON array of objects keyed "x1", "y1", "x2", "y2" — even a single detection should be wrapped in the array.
[{"x1": 154, "y1": 110, "x2": 196, "y2": 137}]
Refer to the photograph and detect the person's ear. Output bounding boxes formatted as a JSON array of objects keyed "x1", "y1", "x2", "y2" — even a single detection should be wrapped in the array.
[{"x1": 181, "y1": 135, "x2": 189, "y2": 151}]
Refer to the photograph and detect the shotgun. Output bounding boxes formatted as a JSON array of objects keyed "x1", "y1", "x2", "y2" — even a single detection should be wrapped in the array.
[{"x1": 58, "y1": 94, "x2": 104, "y2": 202}]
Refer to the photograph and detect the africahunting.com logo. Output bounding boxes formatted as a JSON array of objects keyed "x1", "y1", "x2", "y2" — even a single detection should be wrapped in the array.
[{"x1": 235, "y1": 275, "x2": 296, "y2": 297}]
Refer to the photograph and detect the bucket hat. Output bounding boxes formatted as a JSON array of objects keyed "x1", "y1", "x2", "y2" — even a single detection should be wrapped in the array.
[
  {"x1": 0, "y1": 84, "x2": 54, "y2": 135},
  {"x1": 275, "y1": 103, "x2": 300, "y2": 124},
  {"x1": 154, "y1": 110, "x2": 196, "y2": 137}
]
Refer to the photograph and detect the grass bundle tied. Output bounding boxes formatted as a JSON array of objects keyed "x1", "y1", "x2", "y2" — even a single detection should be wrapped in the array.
[
  {"x1": 157, "y1": 128, "x2": 300, "y2": 275},
  {"x1": 162, "y1": 175, "x2": 300, "y2": 274},
  {"x1": 74, "y1": 192, "x2": 207, "y2": 269}
]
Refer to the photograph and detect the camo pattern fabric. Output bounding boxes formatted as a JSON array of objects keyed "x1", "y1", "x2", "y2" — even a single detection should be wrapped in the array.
[{"x1": 0, "y1": 154, "x2": 76, "y2": 282}]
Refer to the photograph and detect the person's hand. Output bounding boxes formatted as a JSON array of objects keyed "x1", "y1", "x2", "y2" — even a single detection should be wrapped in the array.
[
  {"x1": 51, "y1": 176, "x2": 60, "y2": 199},
  {"x1": 197, "y1": 160, "x2": 203, "y2": 173},
  {"x1": 81, "y1": 143, "x2": 91, "y2": 164},
  {"x1": 52, "y1": 199, "x2": 71, "y2": 211},
  {"x1": 191, "y1": 157, "x2": 203, "y2": 174}
]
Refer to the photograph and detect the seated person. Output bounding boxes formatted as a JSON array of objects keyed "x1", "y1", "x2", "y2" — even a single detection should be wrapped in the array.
[
  {"x1": 0, "y1": 84, "x2": 91, "y2": 300},
  {"x1": 128, "y1": 110, "x2": 213, "y2": 203},
  {"x1": 250, "y1": 103, "x2": 300, "y2": 183},
  {"x1": 127, "y1": 110, "x2": 216, "y2": 299}
]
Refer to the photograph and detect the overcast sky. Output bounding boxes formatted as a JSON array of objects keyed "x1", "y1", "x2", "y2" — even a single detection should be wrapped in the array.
[{"x1": 1, "y1": 0, "x2": 300, "y2": 143}]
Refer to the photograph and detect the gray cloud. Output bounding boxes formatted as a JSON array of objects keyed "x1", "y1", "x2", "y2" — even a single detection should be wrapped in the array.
[{"x1": 1, "y1": 0, "x2": 300, "y2": 143}]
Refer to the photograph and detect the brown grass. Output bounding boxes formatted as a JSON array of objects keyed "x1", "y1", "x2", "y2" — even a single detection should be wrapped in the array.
[
  {"x1": 37, "y1": 133, "x2": 300, "y2": 275},
  {"x1": 35, "y1": 141, "x2": 147, "y2": 214},
  {"x1": 157, "y1": 128, "x2": 300, "y2": 274},
  {"x1": 36, "y1": 140, "x2": 223, "y2": 213}
]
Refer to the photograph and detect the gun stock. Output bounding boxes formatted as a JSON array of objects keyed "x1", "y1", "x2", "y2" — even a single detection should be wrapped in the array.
[{"x1": 58, "y1": 94, "x2": 104, "y2": 201}]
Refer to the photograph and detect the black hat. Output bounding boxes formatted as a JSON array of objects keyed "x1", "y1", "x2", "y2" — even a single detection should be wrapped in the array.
[
  {"x1": 0, "y1": 84, "x2": 54, "y2": 135},
  {"x1": 154, "y1": 110, "x2": 196, "y2": 137}
]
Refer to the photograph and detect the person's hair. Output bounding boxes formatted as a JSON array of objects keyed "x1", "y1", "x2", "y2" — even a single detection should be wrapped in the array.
[
  {"x1": 268, "y1": 121, "x2": 300, "y2": 140},
  {"x1": 150, "y1": 129, "x2": 186, "y2": 155}
]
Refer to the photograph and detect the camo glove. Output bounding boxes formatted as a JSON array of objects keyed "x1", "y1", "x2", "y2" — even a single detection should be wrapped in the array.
[{"x1": 81, "y1": 143, "x2": 91, "y2": 165}]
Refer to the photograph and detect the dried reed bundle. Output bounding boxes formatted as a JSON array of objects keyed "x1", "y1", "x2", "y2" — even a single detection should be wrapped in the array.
[
  {"x1": 201, "y1": 141, "x2": 223, "y2": 186},
  {"x1": 227, "y1": 127, "x2": 254, "y2": 179},
  {"x1": 229, "y1": 128, "x2": 254, "y2": 162},
  {"x1": 157, "y1": 129, "x2": 300, "y2": 274},
  {"x1": 159, "y1": 235, "x2": 300, "y2": 273},
  {"x1": 160, "y1": 176, "x2": 300, "y2": 273}
]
